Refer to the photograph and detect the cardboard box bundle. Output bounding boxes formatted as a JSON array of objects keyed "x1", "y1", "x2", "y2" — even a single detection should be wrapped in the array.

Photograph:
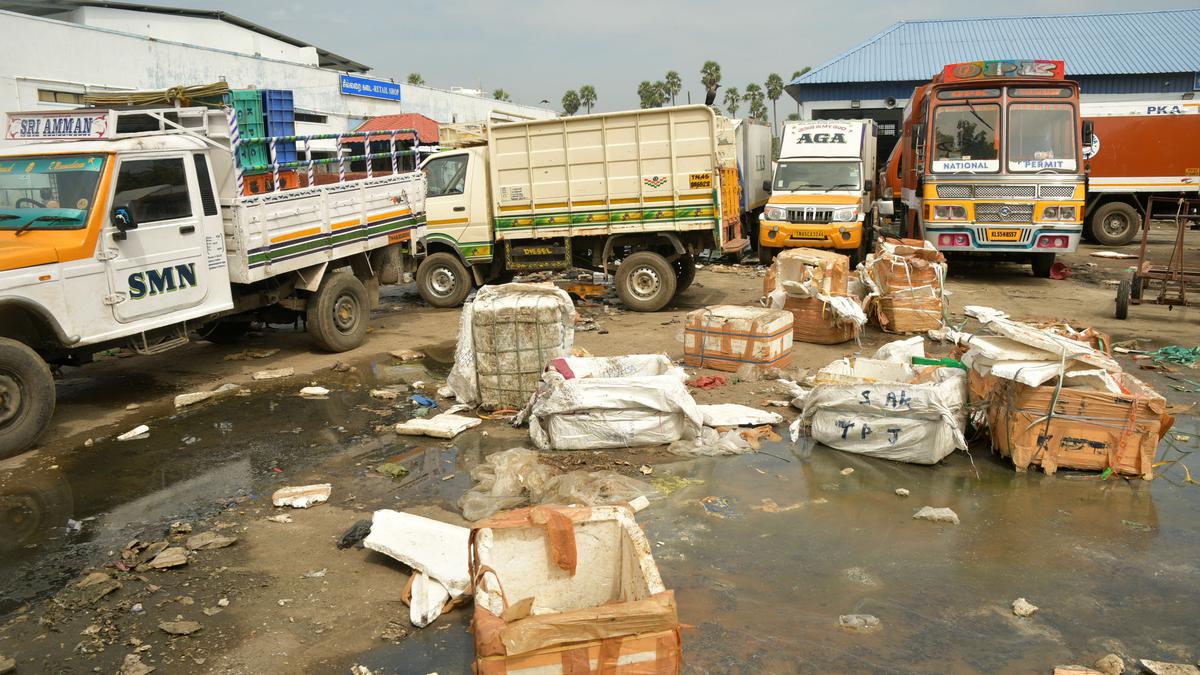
[
  {"x1": 864, "y1": 238, "x2": 947, "y2": 334},
  {"x1": 763, "y1": 248, "x2": 864, "y2": 345},
  {"x1": 684, "y1": 305, "x2": 793, "y2": 372}
]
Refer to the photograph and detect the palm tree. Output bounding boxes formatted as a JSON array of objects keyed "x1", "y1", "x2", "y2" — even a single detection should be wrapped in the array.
[
  {"x1": 723, "y1": 86, "x2": 740, "y2": 117},
  {"x1": 561, "y1": 90, "x2": 580, "y2": 116},
  {"x1": 578, "y1": 85, "x2": 597, "y2": 114},
  {"x1": 744, "y1": 83, "x2": 767, "y2": 121},
  {"x1": 765, "y1": 73, "x2": 784, "y2": 136},
  {"x1": 406, "y1": 73, "x2": 425, "y2": 86},
  {"x1": 791, "y1": 67, "x2": 811, "y2": 81},
  {"x1": 492, "y1": 89, "x2": 511, "y2": 102},
  {"x1": 664, "y1": 71, "x2": 682, "y2": 106},
  {"x1": 700, "y1": 61, "x2": 722, "y2": 106}
]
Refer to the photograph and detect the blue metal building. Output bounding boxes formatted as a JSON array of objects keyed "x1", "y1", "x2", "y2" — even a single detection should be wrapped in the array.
[{"x1": 787, "y1": 9, "x2": 1200, "y2": 161}]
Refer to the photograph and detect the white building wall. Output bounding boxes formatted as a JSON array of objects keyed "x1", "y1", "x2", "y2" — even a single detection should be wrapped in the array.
[{"x1": 0, "y1": 10, "x2": 554, "y2": 147}]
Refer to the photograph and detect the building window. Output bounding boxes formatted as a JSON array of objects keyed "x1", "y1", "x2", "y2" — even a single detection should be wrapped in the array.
[
  {"x1": 878, "y1": 122, "x2": 898, "y2": 136},
  {"x1": 38, "y1": 89, "x2": 85, "y2": 105},
  {"x1": 295, "y1": 111, "x2": 328, "y2": 124}
]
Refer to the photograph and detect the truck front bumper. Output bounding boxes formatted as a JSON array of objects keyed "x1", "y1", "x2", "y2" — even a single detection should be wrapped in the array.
[
  {"x1": 923, "y1": 224, "x2": 1082, "y2": 253},
  {"x1": 758, "y1": 219, "x2": 862, "y2": 250}
]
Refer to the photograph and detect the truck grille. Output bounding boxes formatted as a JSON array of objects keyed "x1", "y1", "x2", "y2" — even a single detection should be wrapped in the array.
[
  {"x1": 934, "y1": 184, "x2": 1075, "y2": 199},
  {"x1": 975, "y1": 203, "x2": 1034, "y2": 223},
  {"x1": 787, "y1": 208, "x2": 833, "y2": 224},
  {"x1": 1039, "y1": 184, "x2": 1076, "y2": 199},
  {"x1": 935, "y1": 185, "x2": 972, "y2": 199},
  {"x1": 976, "y1": 184, "x2": 1036, "y2": 199}
]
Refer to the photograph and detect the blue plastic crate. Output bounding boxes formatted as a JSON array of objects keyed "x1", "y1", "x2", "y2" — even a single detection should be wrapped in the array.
[{"x1": 261, "y1": 89, "x2": 297, "y2": 164}]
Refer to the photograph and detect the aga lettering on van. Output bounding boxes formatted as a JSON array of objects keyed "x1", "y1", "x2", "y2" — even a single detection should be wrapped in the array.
[
  {"x1": 796, "y1": 132, "x2": 847, "y2": 144},
  {"x1": 128, "y1": 263, "x2": 198, "y2": 300}
]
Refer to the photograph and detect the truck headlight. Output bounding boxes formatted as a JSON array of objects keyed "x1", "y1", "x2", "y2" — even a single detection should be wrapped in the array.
[
  {"x1": 832, "y1": 207, "x2": 858, "y2": 222},
  {"x1": 934, "y1": 205, "x2": 967, "y2": 220},
  {"x1": 765, "y1": 207, "x2": 787, "y2": 221},
  {"x1": 1041, "y1": 205, "x2": 1078, "y2": 221}
]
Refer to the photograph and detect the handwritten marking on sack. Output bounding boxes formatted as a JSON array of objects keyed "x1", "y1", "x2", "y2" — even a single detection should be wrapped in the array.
[
  {"x1": 838, "y1": 418, "x2": 902, "y2": 444},
  {"x1": 858, "y1": 389, "x2": 912, "y2": 409}
]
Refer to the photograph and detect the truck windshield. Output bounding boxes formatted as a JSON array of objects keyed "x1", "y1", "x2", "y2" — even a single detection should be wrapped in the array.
[
  {"x1": 930, "y1": 103, "x2": 1000, "y2": 173},
  {"x1": 0, "y1": 154, "x2": 106, "y2": 232},
  {"x1": 1008, "y1": 103, "x2": 1077, "y2": 172},
  {"x1": 773, "y1": 161, "x2": 860, "y2": 192}
]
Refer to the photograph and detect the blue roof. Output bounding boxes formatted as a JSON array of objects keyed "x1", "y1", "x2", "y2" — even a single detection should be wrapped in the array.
[{"x1": 791, "y1": 9, "x2": 1200, "y2": 87}]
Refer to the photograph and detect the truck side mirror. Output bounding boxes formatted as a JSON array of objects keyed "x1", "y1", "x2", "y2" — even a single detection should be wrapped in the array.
[
  {"x1": 111, "y1": 205, "x2": 136, "y2": 241},
  {"x1": 762, "y1": 180, "x2": 772, "y2": 194},
  {"x1": 863, "y1": 178, "x2": 874, "y2": 193},
  {"x1": 1081, "y1": 120, "x2": 1094, "y2": 145}
]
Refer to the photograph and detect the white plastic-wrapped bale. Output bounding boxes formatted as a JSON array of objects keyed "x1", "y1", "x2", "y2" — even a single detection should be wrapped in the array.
[{"x1": 446, "y1": 284, "x2": 576, "y2": 409}]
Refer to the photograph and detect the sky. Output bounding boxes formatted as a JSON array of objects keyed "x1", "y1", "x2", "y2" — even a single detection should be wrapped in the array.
[{"x1": 154, "y1": 0, "x2": 1198, "y2": 113}]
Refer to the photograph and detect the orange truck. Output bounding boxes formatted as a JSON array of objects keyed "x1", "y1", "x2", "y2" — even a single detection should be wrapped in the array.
[
  {"x1": 877, "y1": 60, "x2": 1087, "y2": 277},
  {"x1": 1080, "y1": 100, "x2": 1200, "y2": 245}
]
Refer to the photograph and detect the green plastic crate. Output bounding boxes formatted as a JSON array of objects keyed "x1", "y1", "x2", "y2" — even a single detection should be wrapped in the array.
[{"x1": 228, "y1": 90, "x2": 267, "y2": 170}]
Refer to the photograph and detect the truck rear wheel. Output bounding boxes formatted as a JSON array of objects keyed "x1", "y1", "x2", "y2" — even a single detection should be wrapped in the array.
[
  {"x1": 617, "y1": 251, "x2": 677, "y2": 312},
  {"x1": 1090, "y1": 202, "x2": 1140, "y2": 246},
  {"x1": 417, "y1": 253, "x2": 472, "y2": 308},
  {"x1": 308, "y1": 272, "x2": 369, "y2": 353},
  {"x1": 0, "y1": 338, "x2": 55, "y2": 460},
  {"x1": 673, "y1": 254, "x2": 697, "y2": 294}
]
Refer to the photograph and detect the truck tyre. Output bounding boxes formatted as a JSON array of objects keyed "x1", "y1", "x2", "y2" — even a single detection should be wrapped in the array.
[
  {"x1": 1030, "y1": 252, "x2": 1055, "y2": 278},
  {"x1": 1130, "y1": 269, "x2": 1143, "y2": 300},
  {"x1": 1090, "y1": 202, "x2": 1141, "y2": 246},
  {"x1": 417, "y1": 253, "x2": 472, "y2": 308},
  {"x1": 307, "y1": 272, "x2": 370, "y2": 353},
  {"x1": 759, "y1": 246, "x2": 779, "y2": 266},
  {"x1": 616, "y1": 251, "x2": 677, "y2": 312},
  {"x1": 199, "y1": 320, "x2": 250, "y2": 345},
  {"x1": 673, "y1": 254, "x2": 697, "y2": 294},
  {"x1": 0, "y1": 338, "x2": 55, "y2": 460},
  {"x1": 1115, "y1": 279, "x2": 1130, "y2": 320}
]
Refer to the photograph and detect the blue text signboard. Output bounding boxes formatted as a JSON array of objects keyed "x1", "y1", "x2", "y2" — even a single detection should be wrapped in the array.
[{"x1": 340, "y1": 75, "x2": 402, "y2": 101}]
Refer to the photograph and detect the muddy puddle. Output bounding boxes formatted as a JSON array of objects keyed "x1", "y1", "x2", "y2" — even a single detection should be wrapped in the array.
[{"x1": 353, "y1": 416, "x2": 1200, "y2": 674}]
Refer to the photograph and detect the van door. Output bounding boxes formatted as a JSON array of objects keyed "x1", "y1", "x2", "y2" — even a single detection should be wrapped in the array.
[
  {"x1": 103, "y1": 154, "x2": 209, "y2": 323},
  {"x1": 421, "y1": 152, "x2": 475, "y2": 251}
]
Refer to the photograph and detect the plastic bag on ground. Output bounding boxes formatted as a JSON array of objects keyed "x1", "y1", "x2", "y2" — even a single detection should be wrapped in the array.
[
  {"x1": 697, "y1": 404, "x2": 783, "y2": 427},
  {"x1": 668, "y1": 427, "x2": 756, "y2": 457}
]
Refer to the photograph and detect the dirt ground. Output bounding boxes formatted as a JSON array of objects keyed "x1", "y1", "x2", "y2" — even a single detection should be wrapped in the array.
[{"x1": 0, "y1": 230, "x2": 1197, "y2": 674}]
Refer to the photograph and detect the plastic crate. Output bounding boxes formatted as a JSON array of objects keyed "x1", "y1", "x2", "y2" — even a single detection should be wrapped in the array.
[
  {"x1": 228, "y1": 90, "x2": 268, "y2": 170},
  {"x1": 261, "y1": 89, "x2": 297, "y2": 164}
]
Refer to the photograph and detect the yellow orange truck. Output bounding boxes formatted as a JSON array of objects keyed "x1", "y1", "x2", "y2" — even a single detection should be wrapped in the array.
[
  {"x1": 758, "y1": 119, "x2": 878, "y2": 265},
  {"x1": 414, "y1": 105, "x2": 747, "y2": 312}
]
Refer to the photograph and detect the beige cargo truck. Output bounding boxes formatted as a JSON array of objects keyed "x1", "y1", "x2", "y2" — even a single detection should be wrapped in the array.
[{"x1": 415, "y1": 105, "x2": 746, "y2": 311}]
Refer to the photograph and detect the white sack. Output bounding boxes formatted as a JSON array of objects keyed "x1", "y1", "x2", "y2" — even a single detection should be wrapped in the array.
[
  {"x1": 363, "y1": 510, "x2": 471, "y2": 597},
  {"x1": 873, "y1": 336, "x2": 926, "y2": 364},
  {"x1": 697, "y1": 404, "x2": 784, "y2": 427}
]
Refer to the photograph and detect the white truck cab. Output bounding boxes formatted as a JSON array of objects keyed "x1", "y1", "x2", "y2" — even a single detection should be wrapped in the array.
[
  {"x1": 758, "y1": 120, "x2": 878, "y2": 265},
  {"x1": 0, "y1": 104, "x2": 427, "y2": 458}
]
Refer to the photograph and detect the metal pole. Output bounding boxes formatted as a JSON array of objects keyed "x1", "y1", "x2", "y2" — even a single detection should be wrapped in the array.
[
  {"x1": 365, "y1": 135, "x2": 373, "y2": 181},
  {"x1": 304, "y1": 138, "x2": 314, "y2": 187},
  {"x1": 269, "y1": 136, "x2": 280, "y2": 191},
  {"x1": 224, "y1": 106, "x2": 244, "y2": 196},
  {"x1": 390, "y1": 132, "x2": 398, "y2": 175},
  {"x1": 337, "y1": 136, "x2": 346, "y2": 183}
]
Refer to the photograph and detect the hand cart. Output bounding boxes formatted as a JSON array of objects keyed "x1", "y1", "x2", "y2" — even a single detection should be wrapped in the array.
[{"x1": 1115, "y1": 196, "x2": 1200, "y2": 319}]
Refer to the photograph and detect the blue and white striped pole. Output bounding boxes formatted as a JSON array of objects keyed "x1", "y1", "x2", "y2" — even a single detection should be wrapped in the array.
[
  {"x1": 336, "y1": 137, "x2": 346, "y2": 183},
  {"x1": 304, "y1": 138, "x2": 314, "y2": 188},
  {"x1": 224, "y1": 106, "x2": 244, "y2": 196},
  {"x1": 390, "y1": 132, "x2": 399, "y2": 175},
  {"x1": 269, "y1": 136, "x2": 280, "y2": 191}
]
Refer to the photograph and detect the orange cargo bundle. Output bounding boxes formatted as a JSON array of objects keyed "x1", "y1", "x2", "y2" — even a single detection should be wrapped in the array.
[
  {"x1": 763, "y1": 248, "x2": 861, "y2": 345},
  {"x1": 683, "y1": 305, "x2": 793, "y2": 371},
  {"x1": 984, "y1": 373, "x2": 1172, "y2": 478},
  {"x1": 864, "y1": 238, "x2": 947, "y2": 334},
  {"x1": 470, "y1": 505, "x2": 682, "y2": 675}
]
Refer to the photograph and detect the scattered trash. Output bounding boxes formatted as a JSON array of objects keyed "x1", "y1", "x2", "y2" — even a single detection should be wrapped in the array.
[
  {"x1": 895, "y1": 488, "x2": 910, "y2": 497},
  {"x1": 1049, "y1": 261, "x2": 1073, "y2": 279},
  {"x1": 252, "y1": 367, "x2": 294, "y2": 380},
  {"x1": 148, "y1": 546, "x2": 188, "y2": 569},
  {"x1": 170, "y1": 521, "x2": 192, "y2": 534},
  {"x1": 374, "y1": 462, "x2": 409, "y2": 479},
  {"x1": 754, "y1": 498, "x2": 805, "y2": 513},
  {"x1": 66, "y1": 518, "x2": 83, "y2": 534},
  {"x1": 840, "y1": 467, "x2": 854, "y2": 476},
  {"x1": 469, "y1": 505, "x2": 680, "y2": 672},
  {"x1": 298, "y1": 386, "x2": 331, "y2": 398},
  {"x1": 116, "y1": 424, "x2": 150, "y2": 441},
  {"x1": 266, "y1": 514, "x2": 293, "y2": 524},
  {"x1": 1054, "y1": 666, "x2": 1103, "y2": 675},
  {"x1": 370, "y1": 388, "x2": 402, "y2": 400},
  {"x1": 684, "y1": 305, "x2": 794, "y2": 371},
  {"x1": 523, "y1": 355, "x2": 703, "y2": 450},
  {"x1": 337, "y1": 519, "x2": 372, "y2": 549},
  {"x1": 873, "y1": 336, "x2": 926, "y2": 364},
  {"x1": 125, "y1": 403, "x2": 141, "y2": 411},
  {"x1": 1148, "y1": 345, "x2": 1200, "y2": 366},
  {"x1": 410, "y1": 394, "x2": 438, "y2": 408},
  {"x1": 1012, "y1": 597, "x2": 1039, "y2": 617},
  {"x1": 302, "y1": 568, "x2": 327, "y2": 579},
  {"x1": 363, "y1": 510, "x2": 471, "y2": 628},
  {"x1": 118, "y1": 653, "x2": 153, "y2": 675},
  {"x1": 639, "y1": 464, "x2": 653, "y2": 475},
  {"x1": 839, "y1": 614, "x2": 880, "y2": 631},
  {"x1": 685, "y1": 374, "x2": 727, "y2": 390},
  {"x1": 1139, "y1": 659, "x2": 1200, "y2": 675},
  {"x1": 158, "y1": 620, "x2": 202, "y2": 636},
  {"x1": 696, "y1": 404, "x2": 783, "y2": 427},
  {"x1": 174, "y1": 383, "x2": 245, "y2": 408},
  {"x1": 650, "y1": 475, "x2": 704, "y2": 495},
  {"x1": 446, "y1": 284, "x2": 576, "y2": 408},
  {"x1": 389, "y1": 349, "x2": 425, "y2": 361},
  {"x1": 1090, "y1": 250, "x2": 1138, "y2": 259},
  {"x1": 185, "y1": 532, "x2": 237, "y2": 551},
  {"x1": 912, "y1": 506, "x2": 959, "y2": 525},
  {"x1": 330, "y1": 360, "x2": 353, "y2": 373},
  {"x1": 700, "y1": 495, "x2": 737, "y2": 518},
  {"x1": 272, "y1": 484, "x2": 332, "y2": 508}
]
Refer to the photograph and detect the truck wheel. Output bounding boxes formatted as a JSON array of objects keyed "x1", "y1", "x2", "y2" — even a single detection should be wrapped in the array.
[
  {"x1": 1030, "y1": 253, "x2": 1055, "y2": 278},
  {"x1": 0, "y1": 338, "x2": 55, "y2": 460},
  {"x1": 1115, "y1": 279, "x2": 1130, "y2": 320},
  {"x1": 617, "y1": 251, "x2": 677, "y2": 312},
  {"x1": 417, "y1": 253, "x2": 472, "y2": 308},
  {"x1": 673, "y1": 254, "x2": 697, "y2": 294},
  {"x1": 199, "y1": 320, "x2": 250, "y2": 345},
  {"x1": 307, "y1": 272, "x2": 369, "y2": 353},
  {"x1": 1090, "y1": 202, "x2": 1140, "y2": 246},
  {"x1": 759, "y1": 246, "x2": 779, "y2": 266}
]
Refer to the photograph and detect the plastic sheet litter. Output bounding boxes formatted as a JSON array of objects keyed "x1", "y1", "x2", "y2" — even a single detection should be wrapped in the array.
[
  {"x1": 458, "y1": 448, "x2": 656, "y2": 521},
  {"x1": 1149, "y1": 345, "x2": 1200, "y2": 366},
  {"x1": 667, "y1": 425, "x2": 781, "y2": 457},
  {"x1": 446, "y1": 283, "x2": 576, "y2": 408},
  {"x1": 696, "y1": 404, "x2": 783, "y2": 427}
]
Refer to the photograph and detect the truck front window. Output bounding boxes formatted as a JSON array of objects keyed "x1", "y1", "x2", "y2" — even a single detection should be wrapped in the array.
[
  {"x1": 0, "y1": 154, "x2": 106, "y2": 231},
  {"x1": 931, "y1": 103, "x2": 1000, "y2": 172},
  {"x1": 773, "y1": 161, "x2": 860, "y2": 192},
  {"x1": 1008, "y1": 103, "x2": 1077, "y2": 172},
  {"x1": 423, "y1": 155, "x2": 468, "y2": 197}
]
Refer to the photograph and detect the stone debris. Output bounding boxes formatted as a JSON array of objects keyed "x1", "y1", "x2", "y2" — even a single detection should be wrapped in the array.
[
  {"x1": 158, "y1": 620, "x2": 202, "y2": 636},
  {"x1": 218, "y1": 598, "x2": 230, "y2": 607},
  {"x1": 299, "y1": 386, "x2": 331, "y2": 398},
  {"x1": 148, "y1": 547, "x2": 188, "y2": 569},
  {"x1": 185, "y1": 532, "x2": 238, "y2": 551},
  {"x1": 0, "y1": 655, "x2": 14, "y2": 675},
  {"x1": 1094, "y1": 654, "x2": 1125, "y2": 675},
  {"x1": 1054, "y1": 668, "x2": 1102, "y2": 675},
  {"x1": 840, "y1": 467, "x2": 855, "y2": 476},
  {"x1": 390, "y1": 349, "x2": 425, "y2": 361},
  {"x1": 370, "y1": 388, "x2": 401, "y2": 400},
  {"x1": 895, "y1": 488, "x2": 910, "y2": 497},
  {"x1": 1012, "y1": 597, "x2": 1038, "y2": 617},
  {"x1": 272, "y1": 484, "x2": 332, "y2": 508},
  {"x1": 72, "y1": 573, "x2": 122, "y2": 605},
  {"x1": 169, "y1": 521, "x2": 192, "y2": 534},
  {"x1": 266, "y1": 514, "x2": 293, "y2": 524},
  {"x1": 302, "y1": 568, "x2": 327, "y2": 579},
  {"x1": 912, "y1": 506, "x2": 959, "y2": 525},
  {"x1": 252, "y1": 367, "x2": 294, "y2": 380},
  {"x1": 838, "y1": 614, "x2": 880, "y2": 631},
  {"x1": 1140, "y1": 660, "x2": 1200, "y2": 675},
  {"x1": 174, "y1": 391, "x2": 214, "y2": 408},
  {"x1": 116, "y1": 424, "x2": 150, "y2": 441},
  {"x1": 118, "y1": 653, "x2": 155, "y2": 675}
]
